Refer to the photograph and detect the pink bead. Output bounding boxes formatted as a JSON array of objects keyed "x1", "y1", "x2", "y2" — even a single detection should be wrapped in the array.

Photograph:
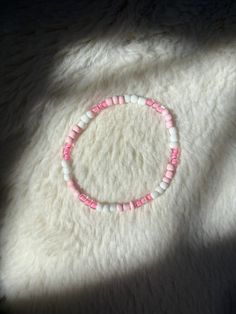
[
  {"x1": 145, "y1": 193, "x2": 153, "y2": 201},
  {"x1": 166, "y1": 121, "x2": 174, "y2": 128},
  {"x1": 165, "y1": 171, "x2": 174, "y2": 179},
  {"x1": 163, "y1": 177, "x2": 171, "y2": 183},
  {"x1": 69, "y1": 130, "x2": 77, "y2": 139},
  {"x1": 165, "y1": 114, "x2": 172, "y2": 121},
  {"x1": 134, "y1": 199, "x2": 142, "y2": 208},
  {"x1": 66, "y1": 136, "x2": 73, "y2": 145},
  {"x1": 118, "y1": 96, "x2": 125, "y2": 104},
  {"x1": 167, "y1": 163, "x2": 175, "y2": 171},
  {"x1": 112, "y1": 96, "x2": 118, "y2": 104},
  {"x1": 73, "y1": 190, "x2": 80, "y2": 199},
  {"x1": 73, "y1": 125, "x2": 81, "y2": 133},
  {"x1": 101, "y1": 101, "x2": 108, "y2": 109},
  {"x1": 140, "y1": 197, "x2": 147, "y2": 204},
  {"x1": 63, "y1": 155, "x2": 70, "y2": 160},
  {"x1": 105, "y1": 98, "x2": 113, "y2": 106},
  {"x1": 90, "y1": 201, "x2": 97, "y2": 209},
  {"x1": 162, "y1": 109, "x2": 169, "y2": 116},
  {"x1": 91, "y1": 105, "x2": 100, "y2": 113},
  {"x1": 123, "y1": 203, "x2": 130, "y2": 211},
  {"x1": 117, "y1": 204, "x2": 123, "y2": 211},
  {"x1": 171, "y1": 158, "x2": 178, "y2": 165},
  {"x1": 129, "y1": 201, "x2": 134, "y2": 210},
  {"x1": 84, "y1": 198, "x2": 92, "y2": 206},
  {"x1": 67, "y1": 180, "x2": 74, "y2": 187},
  {"x1": 146, "y1": 99, "x2": 154, "y2": 106},
  {"x1": 79, "y1": 194, "x2": 87, "y2": 202}
]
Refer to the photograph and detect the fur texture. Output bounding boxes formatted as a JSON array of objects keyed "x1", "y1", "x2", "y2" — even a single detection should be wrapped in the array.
[{"x1": 1, "y1": 1, "x2": 236, "y2": 313}]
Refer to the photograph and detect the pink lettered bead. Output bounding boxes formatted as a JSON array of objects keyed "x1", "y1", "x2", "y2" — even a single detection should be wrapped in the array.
[
  {"x1": 145, "y1": 193, "x2": 153, "y2": 201},
  {"x1": 91, "y1": 105, "x2": 100, "y2": 113},
  {"x1": 90, "y1": 201, "x2": 97, "y2": 209},
  {"x1": 146, "y1": 98, "x2": 154, "y2": 106},
  {"x1": 167, "y1": 163, "x2": 175, "y2": 171},
  {"x1": 134, "y1": 199, "x2": 142, "y2": 208},
  {"x1": 79, "y1": 194, "x2": 87, "y2": 202},
  {"x1": 165, "y1": 170, "x2": 174, "y2": 179},
  {"x1": 171, "y1": 158, "x2": 178, "y2": 165},
  {"x1": 105, "y1": 98, "x2": 113, "y2": 106},
  {"x1": 118, "y1": 96, "x2": 125, "y2": 104},
  {"x1": 112, "y1": 96, "x2": 118, "y2": 104},
  {"x1": 140, "y1": 197, "x2": 146, "y2": 204},
  {"x1": 163, "y1": 177, "x2": 171, "y2": 183},
  {"x1": 84, "y1": 198, "x2": 92, "y2": 206},
  {"x1": 162, "y1": 109, "x2": 169, "y2": 116},
  {"x1": 166, "y1": 121, "x2": 174, "y2": 128},
  {"x1": 101, "y1": 101, "x2": 108, "y2": 109},
  {"x1": 165, "y1": 114, "x2": 172, "y2": 121}
]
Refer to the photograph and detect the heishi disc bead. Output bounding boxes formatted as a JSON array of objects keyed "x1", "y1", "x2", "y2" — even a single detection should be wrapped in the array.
[
  {"x1": 72, "y1": 125, "x2": 81, "y2": 133},
  {"x1": 170, "y1": 133, "x2": 178, "y2": 142},
  {"x1": 129, "y1": 201, "x2": 134, "y2": 210},
  {"x1": 163, "y1": 177, "x2": 171, "y2": 183},
  {"x1": 112, "y1": 96, "x2": 118, "y2": 104},
  {"x1": 146, "y1": 99, "x2": 154, "y2": 106},
  {"x1": 109, "y1": 204, "x2": 117, "y2": 212},
  {"x1": 81, "y1": 114, "x2": 90, "y2": 123},
  {"x1": 78, "y1": 121, "x2": 86, "y2": 129},
  {"x1": 64, "y1": 173, "x2": 72, "y2": 181},
  {"x1": 117, "y1": 204, "x2": 123, "y2": 211},
  {"x1": 160, "y1": 181, "x2": 168, "y2": 190},
  {"x1": 150, "y1": 191, "x2": 158, "y2": 199},
  {"x1": 66, "y1": 136, "x2": 73, "y2": 145},
  {"x1": 169, "y1": 142, "x2": 179, "y2": 148},
  {"x1": 63, "y1": 166, "x2": 71, "y2": 174},
  {"x1": 105, "y1": 98, "x2": 113, "y2": 106},
  {"x1": 162, "y1": 109, "x2": 169, "y2": 116},
  {"x1": 69, "y1": 130, "x2": 77, "y2": 139},
  {"x1": 165, "y1": 171, "x2": 174, "y2": 179},
  {"x1": 118, "y1": 96, "x2": 125, "y2": 104},
  {"x1": 102, "y1": 204, "x2": 109, "y2": 212},
  {"x1": 169, "y1": 127, "x2": 177, "y2": 135},
  {"x1": 124, "y1": 95, "x2": 131, "y2": 103},
  {"x1": 66, "y1": 179, "x2": 74, "y2": 187},
  {"x1": 61, "y1": 160, "x2": 70, "y2": 168},
  {"x1": 165, "y1": 114, "x2": 172, "y2": 121},
  {"x1": 155, "y1": 186, "x2": 164, "y2": 194},
  {"x1": 130, "y1": 94, "x2": 138, "y2": 104},
  {"x1": 137, "y1": 97, "x2": 146, "y2": 105},
  {"x1": 167, "y1": 163, "x2": 175, "y2": 171},
  {"x1": 86, "y1": 111, "x2": 95, "y2": 119},
  {"x1": 166, "y1": 121, "x2": 174, "y2": 128},
  {"x1": 96, "y1": 203, "x2": 102, "y2": 211},
  {"x1": 123, "y1": 203, "x2": 130, "y2": 211}
]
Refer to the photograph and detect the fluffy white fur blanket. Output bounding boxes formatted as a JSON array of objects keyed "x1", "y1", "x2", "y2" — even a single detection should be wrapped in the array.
[{"x1": 1, "y1": 1, "x2": 236, "y2": 313}]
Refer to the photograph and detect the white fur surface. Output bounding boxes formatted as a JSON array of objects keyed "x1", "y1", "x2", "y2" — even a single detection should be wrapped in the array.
[{"x1": 1, "y1": 1, "x2": 236, "y2": 313}]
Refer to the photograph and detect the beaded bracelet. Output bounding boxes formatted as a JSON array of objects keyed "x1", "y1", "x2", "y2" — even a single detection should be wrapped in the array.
[{"x1": 61, "y1": 95, "x2": 180, "y2": 212}]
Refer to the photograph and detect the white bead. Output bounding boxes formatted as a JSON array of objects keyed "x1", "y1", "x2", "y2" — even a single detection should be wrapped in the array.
[
  {"x1": 151, "y1": 191, "x2": 158, "y2": 199},
  {"x1": 78, "y1": 120, "x2": 86, "y2": 129},
  {"x1": 169, "y1": 127, "x2": 177, "y2": 136},
  {"x1": 81, "y1": 114, "x2": 90, "y2": 123},
  {"x1": 130, "y1": 94, "x2": 138, "y2": 104},
  {"x1": 170, "y1": 133, "x2": 178, "y2": 142},
  {"x1": 124, "y1": 95, "x2": 131, "y2": 103},
  {"x1": 102, "y1": 204, "x2": 109, "y2": 212},
  {"x1": 109, "y1": 204, "x2": 116, "y2": 212},
  {"x1": 64, "y1": 173, "x2": 72, "y2": 181},
  {"x1": 137, "y1": 97, "x2": 146, "y2": 105},
  {"x1": 96, "y1": 203, "x2": 102, "y2": 211},
  {"x1": 169, "y1": 142, "x2": 179, "y2": 148},
  {"x1": 86, "y1": 111, "x2": 95, "y2": 119},
  {"x1": 155, "y1": 186, "x2": 164, "y2": 194},
  {"x1": 63, "y1": 166, "x2": 71, "y2": 174},
  {"x1": 160, "y1": 182, "x2": 168, "y2": 190},
  {"x1": 61, "y1": 160, "x2": 70, "y2": 168}
]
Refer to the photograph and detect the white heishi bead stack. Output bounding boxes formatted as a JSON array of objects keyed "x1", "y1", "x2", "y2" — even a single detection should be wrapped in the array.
[
  {"x1": 81, "y1": 114, "x2": 90, "y2": 123},
  {"x1": 96, "y1": 203, "x2": 102, "y2": 211},
  {"x1": 160, "y1": 182, "x2": 168, "y2": 190},
  {"x1": 109, "y1": 204, "x2": 116, "y2": 212},
  {"x1": 155, "y1": 186, "x2": 164, "y2": 194},
  {"x1": 168, "y1": 127, "x2": 179, "y2": 148},
  {"x1": 137, "y1": 97, "x2": 146, "y2": 105},
  {"x1": 78, "y1": 120, "x2": 86, "y2": 129},
  {"x1": 61, "y1": 160, "x2": 72, "y2": 181},
  {"x1": 124, "y1": 95, "x2": 131, "y2": 103},
  {"x1": 130, "y1": 94, "x2": 138, "y2": 104},
  {"x1": 86, "y1": 111, "x2": 95, "y2": 119},
  {"x1": 102, "y1": 204, "x2": 109, "y2": 212}
]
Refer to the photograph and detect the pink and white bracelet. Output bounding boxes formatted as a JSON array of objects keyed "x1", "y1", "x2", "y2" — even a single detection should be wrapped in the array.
[{"x1": 61, "y1": 95, "x2": 180, "y2": 212}]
